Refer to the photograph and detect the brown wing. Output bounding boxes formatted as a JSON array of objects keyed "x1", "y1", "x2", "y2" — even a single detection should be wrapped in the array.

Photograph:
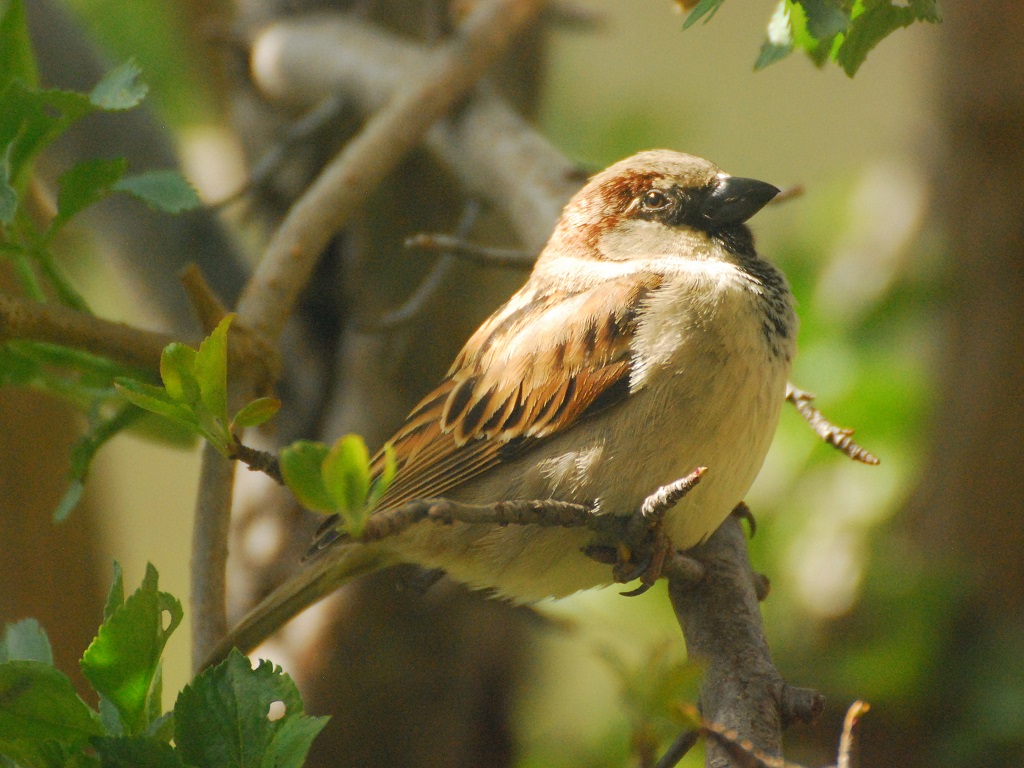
[{"x1": 310, "y1": 271, "x2": 664, "y2": 551}]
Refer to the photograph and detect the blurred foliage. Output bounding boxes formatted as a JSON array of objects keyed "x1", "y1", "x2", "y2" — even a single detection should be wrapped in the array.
[
  {"x1": 59, "y1": 0, "x2": 220, "y2": 126},
  {"x1": 0, "y1": 0, "x2": 201, "y2": 521},
  {"x1": 679, "y1": 0, "x2": 941, "y2": 75}
]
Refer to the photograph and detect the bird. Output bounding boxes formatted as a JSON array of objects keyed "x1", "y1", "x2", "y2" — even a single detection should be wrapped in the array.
[{"x1": 209, "y1": 149, "x2": 797, "y2": 665}]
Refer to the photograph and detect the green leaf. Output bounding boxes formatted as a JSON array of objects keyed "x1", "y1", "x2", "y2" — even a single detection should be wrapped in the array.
[
  {"x1": 366, "y1": 443, "x2": 397, "y2": 510},
  {"x1": 159, "y1": 344, "x2": 199, "y2": 406},
  {"x1": 1, "y1": 620, "x2": 52, "y2": 665},
  {"x1": 231, "y1": 398, "x2": 281, "y2": 431},
  {"x1": 80, "y1": 564, "x2": 183, "y2": 737},
  {"x1": 90, "y1": 737, "x2": 184, "y2": 768},
  {"x1": 681, "y1": 0, "x2": 726, "y2": 30},
  {"x1": 0, "y1": 0, "x2": 37, "y2": 92},
  {"x1": 0, "y1": 84, "x2": 93, "y2": 187},
  {"x1": 89, "y1": 60, "x2": 148, "y2": 111},
  {"x1": 834, "y1": 0, "x2": 940, "y2": 76},
  {"x1": 193, "y1": 315, "x2": 232, "y2": 423},
  {"x1": 755, "y1": 41, "x2": 794, "y2": 70},
  {"x1": 0, "y1": 662, "x2": 104, "y2": 763},
  {"x1": 113, "y1": 171, "x2": 200, "y2": 214},
  {"x1": 114, "y1": 379, "x2": 198, "y2": 429},
  {"x1": 48, "y1": 158, "x2": 128, "y2": 238},
  {"x1": 279, "y1": 441, "x2": 335, "y2": 514},
  {"x1": 174, "y1": 650, "x2": 328, "y2": 768},
  {"x1": 322, "y1": 434, "x2": 371, "y2": 533},
  {"x1": 795, "y1": 0, "x2": 849, "y2": 39}
]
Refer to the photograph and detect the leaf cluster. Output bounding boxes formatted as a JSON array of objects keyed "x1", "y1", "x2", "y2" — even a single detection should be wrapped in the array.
[
  {"x1": 680, "y1": 0, "x2": 940, "y2": 76},
  {"x1": 114, "y1": 315, "x2": 281, "y2": 458},
  {"x1": 0, "y1": 0, "x2": 201, "y2": 519},
  {"x1": 279, "y1": 436, "x2": 396, "y2": 538},
  {"x1": 0, "y1": 565, "x2": 328, "y2": 768}
]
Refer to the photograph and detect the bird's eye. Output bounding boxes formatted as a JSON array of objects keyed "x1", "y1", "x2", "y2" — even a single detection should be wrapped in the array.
[{"x1": 640, "y1": 189, "x2": 672, "y2": 211}]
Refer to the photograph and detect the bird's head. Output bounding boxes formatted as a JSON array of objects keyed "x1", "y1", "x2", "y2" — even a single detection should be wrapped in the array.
[{"x1": 539, "y1": 150, "x2": 780, "y2": 268}]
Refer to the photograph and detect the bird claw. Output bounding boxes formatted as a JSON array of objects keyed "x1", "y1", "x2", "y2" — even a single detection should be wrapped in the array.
[{"x1": 731, "y1": 502, "x2": 757, "y2": 538}]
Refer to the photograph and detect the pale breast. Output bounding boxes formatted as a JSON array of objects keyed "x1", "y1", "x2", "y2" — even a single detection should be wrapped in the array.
[{"x1": 397, "y1": 257, "x2": 795, "y2": 601}]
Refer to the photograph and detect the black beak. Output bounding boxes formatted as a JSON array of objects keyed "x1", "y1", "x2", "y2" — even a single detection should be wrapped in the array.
[{"x1": 700, "y1": 175, "x2": 780, "y2": 227}]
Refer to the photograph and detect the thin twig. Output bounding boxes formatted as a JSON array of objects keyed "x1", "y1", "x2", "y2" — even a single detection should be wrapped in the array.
[
  {"x1": 209, "y1": 94, "x2": 350, "y2": 210},
  {"x1": 786, "y1": 384, "x2": 880, "y2": 465},
  {"x1": 229, "y1": 439, "x2": 284, "y2": 485},
  {"x1": 345, "y1": 497, "x2": 597, "y2": 545},
  {"x1": 371, "y1": 202, "x2": 482, "y2": 330},
  {"x1": 403, "y1": 232, "x2": 536, "y2": 269},
  {"x1": 0, "y1": 290, "x2": 176, "y2": 373},
  {"x1": 653, "y1": 728, "x2": 701, "y2": 768},
  {"x1": 180, "y1": 264, "x2": 229, "y2": 334},
  {"x1": 837, "y1": 701, "x2": 870, "y2": 768},
  {"x1": 236, "y1": 0, "x2": 548, "y2": 342}
]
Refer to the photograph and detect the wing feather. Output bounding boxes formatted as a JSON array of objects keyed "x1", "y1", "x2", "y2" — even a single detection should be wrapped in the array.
[{"x1": 310, "y1": 271, "x2": 664, "y2": 551}]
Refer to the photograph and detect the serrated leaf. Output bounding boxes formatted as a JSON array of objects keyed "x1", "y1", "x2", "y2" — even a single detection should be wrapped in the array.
[
  {"x1": 159, "y1": 344, "x2": 199, "y2": 406},
  {"x1": 113, "y1": 171, "x2": 200, "y2": 214},
  {"x1": 174, "y1": 650, "x2": 328, "y2": 768},
  {"x1": 193, "y1": 315, "x2": 232, "y2": 424},
  {"x1": 1, "y1": 620, "x2": 52, "y2": 665},
  {"x1": 0, "y1": 662, "x2": 104, "y2": 760},
  {"x1": 230, "y1": 398, "x2": 281, "y2": 431},
  {"x1": 80, "y1": 564, "x2": 182, "y2": 737},
  {"x1": 795, "y1": 0, "x2": 849, "y2": 39},
  {"x1": 262, "y1": 710, "x2": 329, "y2": 768},
  {"x1": 322, "y1": 435, "x2": 371, "y2": 534},
  {"x1": 835, "y1": 0, "x2": 940, "y2": 76},
  {"x1": 279, "y1": 441, "x2": 335, "y2": 514},
  {"x1": 89, "y1": 60, "x2": 148, "y2": 111},
  {"x1": 48, "y1": 158, "x2": 127, "y2": 238},
  {"x1": 0, "y1": 0, "x2": 37, "y2": 92},
  {"x1": 90, "y1": 736, "x2": 184, "y2": 768},
  {"x1": 366, "y1": 443, "x2": 397, "y2": 511},
  {"x1": 114, "y1": 379, "x2": 199, "y2": 429},
  {"x1": 681, "y1": 0, "x2": 726, "y2": 29}
]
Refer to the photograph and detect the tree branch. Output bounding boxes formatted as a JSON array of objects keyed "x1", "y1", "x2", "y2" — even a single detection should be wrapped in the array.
[
  {"x1": 0, "y1": 290, "x2": 176, "y2": 373},
  {"x1": 191, "y1": 0, "x2": 548, "y2": 671},
  {"x1": 236, "y1": 0, "x2": 549, "y2": 342},
  {"x1": 190, "y1": 443, "x2": 235, "y2": 675},
  {"x1": 249, "y1": 13, "x2": 583, "y2": 252},
  {"x1": 667, "y1": 515, "x2": 824, "y2": 768}
]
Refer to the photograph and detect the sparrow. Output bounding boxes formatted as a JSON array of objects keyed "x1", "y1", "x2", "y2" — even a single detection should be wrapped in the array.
[{"x1": 211, "y1": 149, "x2": 797, "y2": 664}]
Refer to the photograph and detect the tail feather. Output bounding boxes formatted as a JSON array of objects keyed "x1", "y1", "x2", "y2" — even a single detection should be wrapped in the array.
[{"x1": 203, "y1": 545, "x2": 391, "y2": 669}]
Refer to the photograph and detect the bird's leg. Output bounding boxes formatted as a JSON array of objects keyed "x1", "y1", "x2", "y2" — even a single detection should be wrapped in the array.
[{"x1": 606, "y1": 468, "x2": 708, "y2": 596}]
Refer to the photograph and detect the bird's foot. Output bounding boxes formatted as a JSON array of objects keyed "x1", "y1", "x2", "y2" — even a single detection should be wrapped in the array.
[{"x1": 583, "y1": 468, "x2": 708, "y2": 597}]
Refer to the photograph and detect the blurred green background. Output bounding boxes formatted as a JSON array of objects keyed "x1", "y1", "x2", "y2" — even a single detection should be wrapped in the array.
[{"x1": 5, "y1": 1, "x2": 1022, "y2": 767}]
